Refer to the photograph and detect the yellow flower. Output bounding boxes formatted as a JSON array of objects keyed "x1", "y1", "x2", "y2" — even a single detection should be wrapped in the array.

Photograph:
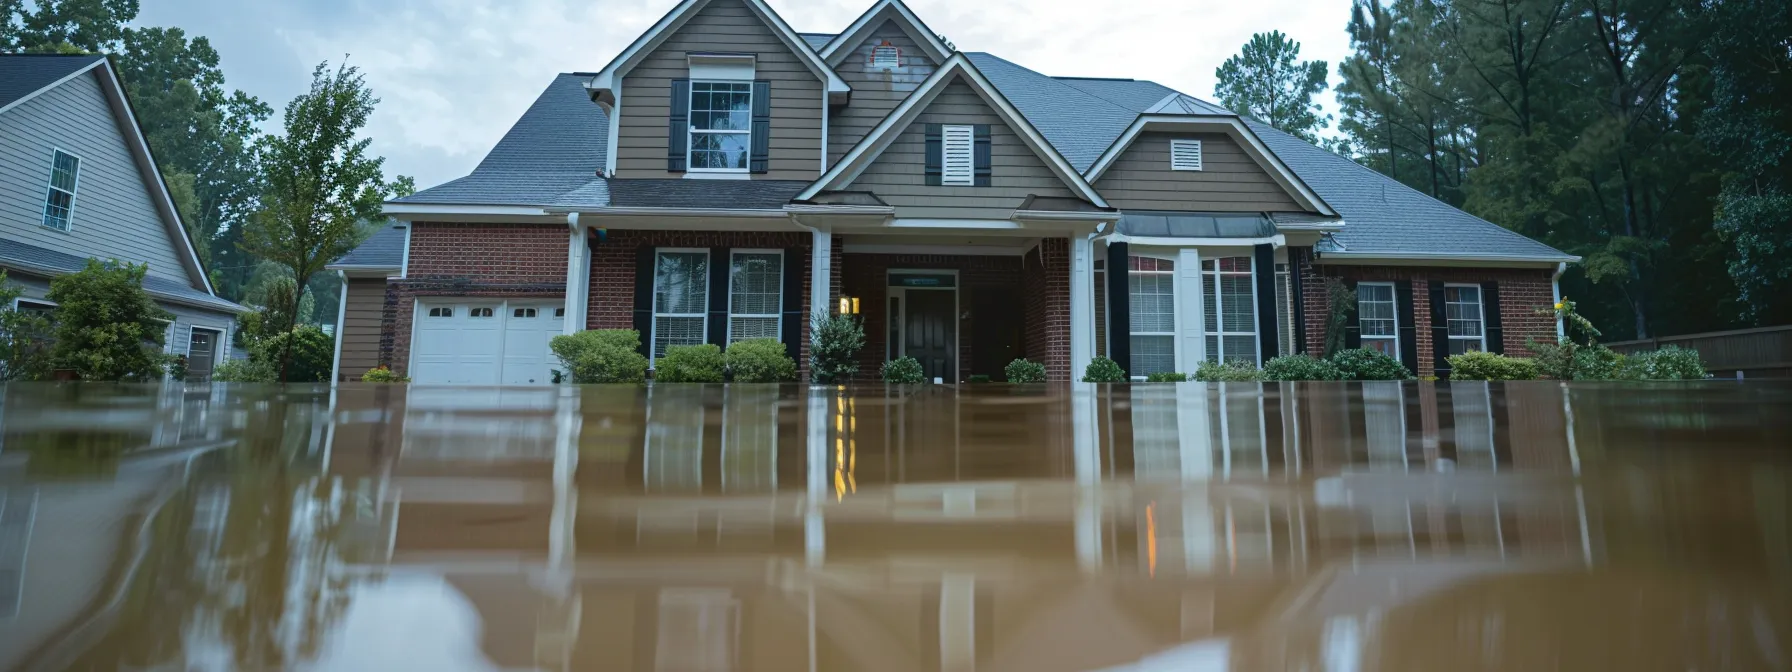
[{"x1": 1554, "y1": 302, "x2": 1564, "y2": 310}]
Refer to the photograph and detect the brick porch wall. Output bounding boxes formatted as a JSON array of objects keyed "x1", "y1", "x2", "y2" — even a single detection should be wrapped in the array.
[
  {"x1": 381, "y1": 222, "x2": 570, "y2": 374},
  {"x1": 840, "y1": 253, "x2": 1026, "y2": 381},
  {"x1": 1294, "y1": 246, "x2": 1557, "y2": 377},
  {"x1": 1024, "y1": 238, "x2": 1073, "y2": 381}
]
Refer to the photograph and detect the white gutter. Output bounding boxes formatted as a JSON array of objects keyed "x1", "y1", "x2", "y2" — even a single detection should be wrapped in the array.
[
  {"x1": 1104, "y1": 233, "x2": 1287, "y2": 248},
  {"x1": 1274, "y1": 220, "x2": 1347, "y2": 233},
  {"x1": 1009, "y1": 210, "x2": 1119, "y2": 222},
  {"x1": 783, "y1": 204, "x2": 896, "y2": 216},
  {"x1": 571, "y1": 207, "x2": 793, "y2": 218},
  {"x1": 1317, "y1": 250, "x2": 1582, "y2": 265},
  {"x1": 383, "y1": 203, "x2": 554, "y2": 218}
]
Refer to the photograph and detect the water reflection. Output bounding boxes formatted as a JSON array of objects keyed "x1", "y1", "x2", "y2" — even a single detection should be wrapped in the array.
[{"x1": 0, "y1": 381, "x2": 1788, "y2": 671}]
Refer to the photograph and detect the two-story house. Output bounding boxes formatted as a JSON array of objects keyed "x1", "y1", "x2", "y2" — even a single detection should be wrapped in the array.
[
  {"x1": 330, "y1": 0, "x2": 1576, "y2": 384},
  {"x1": 0, "y1": 54, "x2": 243, "y2": 380}
]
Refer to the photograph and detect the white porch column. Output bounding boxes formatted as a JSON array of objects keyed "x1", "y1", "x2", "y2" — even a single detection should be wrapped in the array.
[
  {"x1": 1069, "y1": 235, "x2": 1095, "y2": 379},
  {"x1": 809, "y1": 226, "x2": 833, "y2": 323},
  {"x1": 1176, "y1": 248, "x2": 1205, "y2": 369},
  {"x1": 563, "y1": 214, "x2": 589, "y2": 335}
]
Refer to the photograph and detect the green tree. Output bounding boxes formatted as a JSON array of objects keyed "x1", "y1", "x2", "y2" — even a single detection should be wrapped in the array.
[
  {"x1": 7, "y1": 0, "x2": 136, "y2": 52},
  {"x1": 240, "y1": 61, "x2": 390, "y2": 380},
  {"x1": 0, "y1": 272, "x2": 54, "y2": 381},
  {"x1": 46, "y1": 260, "x2": 172, "y2": 381},
  {"x1": 1214, "y1": 30, "x2": 1331, "y2": 142}
]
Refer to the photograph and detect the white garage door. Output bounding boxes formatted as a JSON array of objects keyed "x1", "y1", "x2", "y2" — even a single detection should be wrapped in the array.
[{"x1": 412, "y1": 299, "x2": 565, "y2": 385}]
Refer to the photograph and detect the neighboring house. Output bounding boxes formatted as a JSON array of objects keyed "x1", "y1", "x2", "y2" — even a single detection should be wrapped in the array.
[
  {"x1": 0, "y1": 54, "x2": 243, "y2": 380},
  {"x1": 331, "y1": 0, "x2": 1576, "y2": 385}
]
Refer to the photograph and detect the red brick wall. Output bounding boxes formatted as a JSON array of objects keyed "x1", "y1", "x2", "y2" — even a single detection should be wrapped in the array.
[
  {"x1": 382, "y1": 223, "x2": 571, "y2": 373},
  {"x1": 840, "y1": 253, "x2": 1026, "y2": 381},
  {"x1": 1023, "y1": 238, "x2": 1072, "y2": 381},
  {"x1": 1295, "y1": 247, "x2": 1558, "y2": 377}
]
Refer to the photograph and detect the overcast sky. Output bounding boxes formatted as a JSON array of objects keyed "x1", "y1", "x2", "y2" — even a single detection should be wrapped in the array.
[{"x1": 138, "y1": 0, "x2": 1355, "y2": 190}]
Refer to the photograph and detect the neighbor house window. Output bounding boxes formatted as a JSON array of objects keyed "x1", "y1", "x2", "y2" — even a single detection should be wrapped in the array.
[
  {"x1": 1170, "y1": 139, "x2": 1202, "y2": 171},
  {"x1": 689, "y1": 81, "x2": 752, "y2": 171},
  {"x1": 1129, "y1": 256, "x2": 1176, "y2": 377},
  {"x1": 41, "y1": 149, "x2": 80, "y2": 231},
  {"x1": 941, "y1": 124, "x2": 975, "y2": 186},
  {"x1": 1202, "y1": 256, "x2": 1257, "y2": 364},
  {"x1": 1357, "y1": 282, "x2": 1398, "y2": 357},
  {"x1": 870, "y1": 43, "x2": 901, "y2": 68},
  {"x1": 653, "y1": 251, "x2": 710, "y2": 358},
  {"x1": 1444, "y1": 284, "x2": 1486, "y2": 354},
  {"x1": 728, "y1": 251, "x2": 782, "y2": 343}
]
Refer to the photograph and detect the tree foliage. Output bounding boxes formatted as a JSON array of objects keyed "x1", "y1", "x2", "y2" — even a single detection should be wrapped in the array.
[
  {"x1": 1214, "y1": 31, "x2": 1332, "y2": 142},
  {"x1": 46, "y1": 260, "x2": 171, "y2": 381},
  {"x1": 0, "y1": 272, "x2": 54, "y2": 382}
]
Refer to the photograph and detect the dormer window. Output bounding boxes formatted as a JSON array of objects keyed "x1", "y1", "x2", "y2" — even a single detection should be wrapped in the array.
[
  {"x1": 689, "y1": 81, "x2": 753, "y2": 171},
  {"x1": 1170, "y1": 139, "x2": 1203, "y2": 171},
  {"x1": 870, "y1": 42, "x2": 900, "y2": 69}
]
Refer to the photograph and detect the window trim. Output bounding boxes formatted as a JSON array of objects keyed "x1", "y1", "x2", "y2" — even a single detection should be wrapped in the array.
[
  {"x1": 870, "y1": 43, "x2": 901, "y2": 69},
  {"x1": 1443, "y1": 283, "x2": 1488, "y2": 353},
  {"x1": 940, "y1": 124, "x2": 976, "y2": 186},
  {"x1": 725, "y1": 248, "x2": 783, "y2": 344},
  {"x1": 41, "y1": 147, "x2": 82, "y2": 232},
  {"x1": 1169, "y1": 138, "x2": 1203, "y2": 171},
  {"x1": 687, "y1": 80, "x2": 753, "y2": 174},
  {"x1": 187, "y1": 325, "x2": 225, "y2": 367},
  {"x1": 1127, "y1": 253, "x2": 1178, "y2": 381},
  {"x1": 1202, "y1": 255, "x2": 1260, "y2": 364},
  {"x1": 1356, "y1": 281, "x2": 1399, "y2": 356},
  {"x1": 651, "y1": 248, "x2": 712, "y2": 359},
  {"x1": 10, "y1": 298, "x2": 56, "y2": 313}
]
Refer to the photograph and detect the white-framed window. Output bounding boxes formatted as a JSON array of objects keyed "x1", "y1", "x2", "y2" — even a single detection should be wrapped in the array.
[
  {"x1": 555, "y1": 307, "x2": 566, "y2": 318},
  {"x1": 513, "y1": 307, "x2": 537, "y2": 318},
  {"x1": 727, "y1": 250, "x2": 781, "y2": 343},
  {"x1": 12, "y1": 298, "x2": 55, "y2": 316},
  {"x1": 689, "y1": 81, "x2": 752, "y2": 171},
  {"x1": 41, "y1": 149, "x2": 80, "y2": 231},
  {"x1": 1444, "y1": 284, "x2": 1486, "y2": 355},
  {"x1": 1202, "y1": 256, "x2": 1258, "y2": 364},
  {"x1": 1170, "y1": 139, "x2": 1203, "y2": 171},
  {"x1": 652, "y1": 250, "x2": 710, "y2": 358},
  {"x1": 941, "y1": 124, "x2": 975, "y2": 186},
  {"x1": 1129, "y1": 255, "x2": 1177, "y2": 378},
  {"x1": 469, "y1": 307, "x2": 494, "y2": 318},
  {"x1": 870, "y1": 42, "x2": 901, "y2": 68},
  {"x1": 427, "y1": 306, "x2": 453, "y2": 318},
  {"x1": 1357, "y1": 282, "x2": 1399, "y2": 357}
]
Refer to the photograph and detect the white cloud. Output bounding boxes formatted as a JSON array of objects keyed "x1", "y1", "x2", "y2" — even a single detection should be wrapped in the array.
[{"x1": 274, "y1": 0, "x2": 1353, "y2": 188}]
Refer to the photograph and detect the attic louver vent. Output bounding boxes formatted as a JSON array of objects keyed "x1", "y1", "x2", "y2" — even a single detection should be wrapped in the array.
[
  {"x1": 941, "y1": 125, "x2": 975, "y2": 186},
  {"x1": 1170, "y1": 139, "x2": 1203, "y2": 171},
  {"x1": 871, "y1": 43, "x2": 900, "y2": 69}
]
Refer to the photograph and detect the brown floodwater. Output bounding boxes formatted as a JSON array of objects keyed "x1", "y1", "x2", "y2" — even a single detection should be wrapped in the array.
[{"x1": 0, "y1": 381, "x2": 1788, "y2": 671}]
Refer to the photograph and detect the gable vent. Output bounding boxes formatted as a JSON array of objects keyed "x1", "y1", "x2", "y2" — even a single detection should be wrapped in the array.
[
  {"x1": 870, "y1": 42, "x2": 900, "y2": 69},
  {"x1": 1170, "y1": 139, "x2": 1203, "y2": 171},
  {"x1": 942, "y1": 124, "x2": 975, "y2": 186}
]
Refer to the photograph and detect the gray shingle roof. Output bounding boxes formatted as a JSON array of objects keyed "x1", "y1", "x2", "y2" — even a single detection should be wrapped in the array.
[
  {"x1": 800, "y1": 33, "x2": 837, "y2": 50},
  {"x1": 967, "y1": 52, "x2": 1140, "y2": 173},
  {"x1": 0, "y1": 237, "x2": 243, "y2": 313},
  {"x1": 606, "y1": 179, "x2": 810, "y2": 209},
  {"x1": 331, "y1": 221, "x2": 406, "y2": 269},
  {"x1": 1118, "y1": 212, "x2": 1275, "y2": 238},
  {"x1": 0, "y1": 54, "x2": 102, "y2": 109}
]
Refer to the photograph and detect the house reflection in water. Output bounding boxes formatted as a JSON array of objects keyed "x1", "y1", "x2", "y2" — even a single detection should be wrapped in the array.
[{"x1": 2, "y1": 381, "x2": 1789, "y2": 670}]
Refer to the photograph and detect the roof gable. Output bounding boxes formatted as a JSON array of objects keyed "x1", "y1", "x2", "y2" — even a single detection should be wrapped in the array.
[
  {"x1": 584, "y1": 0, "x2": 847, "y2": 104},
  {"x1": 819, "y1": 0, "x2": 951, "y2": 66},
  {"x1": 1086, "y1": 115, "x2": 1335, "y2": 216},
  {"x1": 0, "y1": 54, "x2": 105, "y2": 113},
  {"x1": 801, "y1": 54, "x2": 1106, "y2": 207}
]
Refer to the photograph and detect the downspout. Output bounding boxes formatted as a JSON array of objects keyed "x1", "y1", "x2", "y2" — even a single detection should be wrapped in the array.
[
  {"x1": 329, "y1": 269, "x2": 348, "y2": 384},
  {"x1": 1552, "y1": 262, "x2": 1567, "y2": 341}
]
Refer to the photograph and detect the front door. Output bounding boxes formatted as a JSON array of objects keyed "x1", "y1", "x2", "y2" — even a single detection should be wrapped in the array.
[
  {"x1": 187, "y1": 329, "x2": 218, "y2": 382},
  {"x1": 905, "y1": 290, "x2": 955, "y2": 382}
]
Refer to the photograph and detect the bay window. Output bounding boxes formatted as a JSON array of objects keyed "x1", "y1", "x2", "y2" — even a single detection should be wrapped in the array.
[
  {"x1": 1202, "y1": 256, "x2": 1258, "y2": 364},
  {"x1": 727, "y1": 251, "x2": 781, "y2": 343},
  {"x1": 1128, "y1": 256, "x2": 1176, "y2": 377},
  {"x1": 689, "y1": 81, "x2": 752, "y2": 171},
  {"x1": 652, "y1": 251, "x2": 709, "y2": 358},
  {"x1": 1357, "y1": 282, "x2": 1399, "y2": 357},
  {"x1": 1444, "y1": 284, "x2": 1486, "y2": 354}
]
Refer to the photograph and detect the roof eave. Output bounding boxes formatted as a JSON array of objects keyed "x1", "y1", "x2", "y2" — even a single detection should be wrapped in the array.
[
  {"x1": 587, "y1": 0, "x2": 848, "y2": 104},
  {"x1": 1315, "y1": 251, "x2": 1582, "y2": 268}
]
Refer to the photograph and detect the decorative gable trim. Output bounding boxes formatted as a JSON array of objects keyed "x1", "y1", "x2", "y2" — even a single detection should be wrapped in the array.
[
  {"x1": 799, "y1": 53, "x2": 1108, "y2": 208},
  {"x1": 585, "y1": 0, "x2": 848, "y2": 105},
  {"x1": 819, "y1": 0, "x2": 952, "y2": 66},
  {"x1": 1084, "y1": 114, "x2": 1337, "y2": 217}
]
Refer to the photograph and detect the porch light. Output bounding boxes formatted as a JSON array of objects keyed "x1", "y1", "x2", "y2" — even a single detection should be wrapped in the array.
[{"x1": 838, "y1": 296, "x2": 861, "y2": 315}]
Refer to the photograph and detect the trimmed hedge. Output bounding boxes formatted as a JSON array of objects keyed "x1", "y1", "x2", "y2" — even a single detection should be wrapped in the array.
[
  {"x1": 1447, "y1": 351, "x2": 1539, "y2": 380},
  {"x1": 1621, "y1": 345, "x2": 1707, "y2": 380},
  {"x1": 1263, "y1": 354, "x2": 1344, "y2": 381},
  {"x1": 725, "y1": 338, "x2": 796, "y2": 382},
  {"x1": 1194, "y1": 359, "x2": 1263, "y2": 382},
  {"x1": 361, "y1": 366, "x2": 409, "y2": 383},
  {"x1": 881, "y1": 356, "x2": 925, "y2": 384},
  {"x1": 1331, "y1": 348, "x2": 1413, "y2": 380},
  {"x1": 1081, "y1": 356, "x2": 1127, "y2": 382},
  {"x1": 656, "y1": 344, "x2": 725, "y2": 383},
  {"x1": 550, "y1": 329, "x2": 648, "y2": 383},
  {"x1": 1005, "y1": 358, "x2": 1047, "y2": 383},
  {"x1": 1144, "y1": 372, "x2": 1189, "y2": 382}
]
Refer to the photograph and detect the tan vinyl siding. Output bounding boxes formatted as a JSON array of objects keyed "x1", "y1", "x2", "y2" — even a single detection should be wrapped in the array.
[
  {"x1": 828, "y1": 20, "x2": 939, "y2": 165},
  {"x1": 848, "y1": 76, "x2": 1079, "y2": 219},
  {"x1": 615, "y1": 0, "x2": 824, "y2": 180},
  {"x1": 339, "y1": 277, "x2": 387, "y2": 378},
  {"x1": 0, "y1": 70, "x2": 189, "y2": 281},
  {"x1": 1094, "y1": 132, "x2": 1310, "y2": 212}
]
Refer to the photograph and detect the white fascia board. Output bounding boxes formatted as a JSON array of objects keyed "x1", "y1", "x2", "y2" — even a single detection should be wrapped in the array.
[
  {"x1": 784, "y1": 204, "x2": 896, "y2": 216},
  {"x1": 887, "y1": 218, "x2": 1024, "y2": 230},
  {"x1": 573, "y1": 207, "x2": 792, "y2": 218},
  {"x1": 383, "y1": 203, "x2": 555, "y2": 219},
  {"x1": 1009, "y1": 210, "x2": 1117, "y2": 222},
  {"x1": 588, "y1": 0, "x2": 847, "y2": 100},
  {"x1": 1084, "y1": 115, "x2": 1335, "y2": 217},
  {"x1": 800, "y1": 54, "x2": 1109, "y2": 208},
  {"x1": 1315, "y1": 250, "x2": 1581, "y2": 267},
  {"x1": 819, "y1": 0, "x2": 952, "y2": 65},
  {"x1": 1114, "y1": 233, "x2": 1286, "y2": 248},
  {"x1": 1274, "y1": 220, "x2": 1347, "y2": 232}
]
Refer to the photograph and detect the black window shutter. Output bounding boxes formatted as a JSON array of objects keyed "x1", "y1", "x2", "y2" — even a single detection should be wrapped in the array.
[
  {"x1": 972, "y1": 124, "x2": 992, "y2": 187},
  {"x1": 781, "y1": 248, "x2": 804, "y2": 362},
  {"x1": 1394, "y1": 280, "x2": 1419, "y2": 375},
  {"x1": 1106, "y1": 242, "x2": 1132, "y2": 374},
  {"x1": 633, "y1": 246, "x2": 657, "y2": 359},
  {"x1": 1290, "y1": 253, "x2": 1307, "y2": 354},
  {"x1": 923, "y1": 123, "x2": 942, "y2": 186},
  {"x1": 668, "y1": 79, "x2": 690, "y2": 173},
  {"x1": 749, "y1": 80, "x2": 771, "y2": 173},
  {"x1": 1343, "y1": 279, "x2": 1361, "y2": 350},
  {"x1": 1254, "y1": 244, "x2": 1279, "y2": 363},
  {"x1": 707, "y1": 248, "x2": 731, "y2": 346},
  {"x1": 1481, "y1": 281, "x2": 1504, "y2": 354},
  {"x1": 1429, "y1": 281, "x2": 1451, "y2": 378}
]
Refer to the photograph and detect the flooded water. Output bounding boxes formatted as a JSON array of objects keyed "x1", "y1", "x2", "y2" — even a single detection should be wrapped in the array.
[{"x1": 0, "y1": 381, "x2": 1788, "y2": 671}]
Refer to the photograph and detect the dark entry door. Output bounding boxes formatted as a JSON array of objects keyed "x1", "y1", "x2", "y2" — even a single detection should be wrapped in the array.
[
  {"x1": 905, "y1": 290, "x2": 955, "y2": 382},
  {"x1": 188, "y1": 329, "x2": 217, "y2": 382},
  {"x1": 970, "y1": 288, "x2": 1023, "y2": 379}
]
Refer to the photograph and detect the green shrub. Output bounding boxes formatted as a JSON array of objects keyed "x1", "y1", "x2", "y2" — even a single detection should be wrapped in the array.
[
  {"x1": 0, "y1": 272, "x2": 53, "y2": 382},
  {"x1": 1620, "y1": 346, "x2": 1707, "y2": 380},
  {"x1": 810, "y1": 312, "x2": 865, "y2": 384},
  {"x1": 1330, "y1": 348, "x2": 1412, "y2": 380},
  {"x1": 725, "y1": 338, "x2": 796, "y2": 382},
  {"x1": 212, "y1": 358, "x2": 276, "y2": 383},
  {"x1": 1262, "y1": 354, "x2": 1344, "y2": 381},
  {"x1": 1081, "y1": 356, "x2": 1127, "y2": 382},
  {"x1": 655, "y1": 343, "x2": 725, "y2": 383},
  {"x1": 881, "y1": 356, "x2": 925, "y2": 383},
  {"x1": 167, "y1": 355, "x2": 189, "y2": 382},
  {"x1": 1144, "y1": 372, "x2": 1189, "y2": 383},
  {"x1": 46, "y1": 260, "x2": 172, "y2": 381},
  {"x1": 967, "y1": 374, "x2": 992, "y2": 384},
  {"x1": 1194, "y1": 359, "x2": 1263, "y2": 382},
  {"x1": 1447, "y1": 351, "x2": 1540, "y2": 381},
  {"x1": 252, "y1": 325, "x2": 334, "y2": 382},
  {"x1": 550, "y1": 329, "x2": 648, "y2": 383},
  {"x1": 1005, "y1": 358, "x2": 1047, "y2": 383},
  {"x1": 361, "y1": 366, "x2": 409, "y2": 383}
]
